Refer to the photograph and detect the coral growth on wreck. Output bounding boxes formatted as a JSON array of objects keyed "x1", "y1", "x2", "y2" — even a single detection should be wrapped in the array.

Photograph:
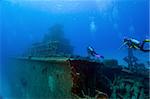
[{"x1": 69, "y1": 58, "x2": 149, "y2": 99}]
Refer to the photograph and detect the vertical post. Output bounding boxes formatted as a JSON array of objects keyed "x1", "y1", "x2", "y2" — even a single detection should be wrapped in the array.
[
  {"x1": 128, "y1": 48, "x2": 134, "y2": 70},
  {"x1": 123, "y1": 47, "x2": 138, "y2": 71}
]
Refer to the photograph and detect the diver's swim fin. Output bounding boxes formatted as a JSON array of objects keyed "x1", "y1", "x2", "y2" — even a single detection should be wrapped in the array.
[
  {"x1": 144, "y1": 39, "x2": 150, "y2": 42},
  {"x1": 118, "y1": 42, "x2": 127, "y2": 50},
  {"x1": 133, "y1": 45, "x2": 139, "y2": 49}
]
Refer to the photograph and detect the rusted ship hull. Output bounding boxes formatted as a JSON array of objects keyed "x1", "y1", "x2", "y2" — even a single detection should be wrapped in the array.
[{"x1": 5, "y1": 57, "x2": 149, "y2": 99}]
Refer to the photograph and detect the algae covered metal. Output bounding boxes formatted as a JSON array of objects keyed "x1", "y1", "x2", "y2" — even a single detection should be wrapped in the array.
[{"x1": 8, "y1": 56, "x2": 149, "y2": 99}]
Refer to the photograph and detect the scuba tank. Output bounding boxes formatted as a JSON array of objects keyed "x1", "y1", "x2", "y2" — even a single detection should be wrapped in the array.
[{"x1": 130, "y1": 38, "x2": 140, "y2": 45}]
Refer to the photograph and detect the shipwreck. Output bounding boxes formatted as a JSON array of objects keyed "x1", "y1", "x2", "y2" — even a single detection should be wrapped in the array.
[{"x1": 6, "y1": 24, "x2": 150, "y2": 99}]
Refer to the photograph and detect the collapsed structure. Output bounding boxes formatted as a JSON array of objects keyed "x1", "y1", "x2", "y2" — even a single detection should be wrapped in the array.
[{"x1": 7, "y1": 24, "x2": 150, "y2": 99}]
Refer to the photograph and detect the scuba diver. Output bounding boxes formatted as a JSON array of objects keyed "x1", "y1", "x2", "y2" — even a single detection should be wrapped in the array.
[
  {"x1": 120, "y1": 37, "x2": 150, "y2": 52},
  {"x1": 87, "y1": 46, "x2": 104, "y2": 59}
]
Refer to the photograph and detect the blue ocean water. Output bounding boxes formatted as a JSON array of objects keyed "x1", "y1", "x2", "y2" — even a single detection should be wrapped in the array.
[{"x1": 0, "y1": 0, "x2": 149, "y2": 98}]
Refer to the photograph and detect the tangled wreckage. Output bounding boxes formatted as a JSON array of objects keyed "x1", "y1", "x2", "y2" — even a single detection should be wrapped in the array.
[{"x1": 8, "y1": 24, "x2": 149, "y2": 99}]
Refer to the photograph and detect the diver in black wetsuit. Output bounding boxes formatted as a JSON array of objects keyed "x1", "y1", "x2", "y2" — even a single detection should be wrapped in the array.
[
  {"x1": 140, "y1": 39, "x2": 150, "y2": 52},
  {"x1": 87, "y1": 46, "x2": 104, "y2": 59},
  {"x1": 122, "y1": 38, "x2": 150, "y2": 52}
]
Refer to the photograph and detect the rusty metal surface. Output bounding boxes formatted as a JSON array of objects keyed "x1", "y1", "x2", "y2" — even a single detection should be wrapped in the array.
[{"x1": 6, "y1": 57, "x2": 150, "y2": 99}]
